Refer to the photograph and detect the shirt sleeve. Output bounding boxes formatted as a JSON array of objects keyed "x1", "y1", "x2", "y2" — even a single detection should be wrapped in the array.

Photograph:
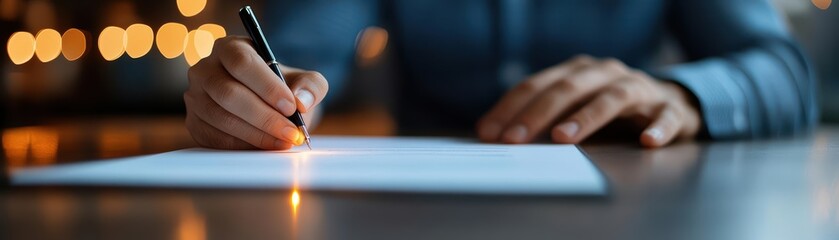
[
  {"x1": 263, "y1": 0, "x2": 379, "y2": 106},
  {"x1": 657, "y1": 0, "x2": 818, "y2": 139}
]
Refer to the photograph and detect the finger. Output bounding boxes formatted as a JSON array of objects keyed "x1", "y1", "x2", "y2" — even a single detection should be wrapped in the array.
[
  {"x1": 200, "y1": 71, "x2": 302, "y2": 145},
  {"x1": 185, "y1": 112, "x2": 258, "y2": 150},
  {"x1": 285, "y1": 70, "x2": 329, "y2": 113},
  {"x1": 640, "y1": 105, "x2": 682, "y2": 148},
  {"x1": 216, "y1": 37, "x2": 298, "y2": 116},
  {"x1": 477, "y1": 55, "x2": 596, "y2": 142},
  {"x1": 185, "y1": 91, "x2": 296, "y2": 150},
  {"x1": 550, "y1": 79, "x2": 641, "y2": 144},
  {"x1": 499, "y1": 59, "x2": 630, "y2": 143}
]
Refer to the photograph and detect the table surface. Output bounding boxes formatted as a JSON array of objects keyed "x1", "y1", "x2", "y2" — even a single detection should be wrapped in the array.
[{"x1": 2, "y1": 117, "x2": 839, "y2": 240}]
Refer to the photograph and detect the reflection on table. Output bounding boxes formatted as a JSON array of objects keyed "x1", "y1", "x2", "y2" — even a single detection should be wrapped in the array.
[{"x1": 2, "y1": 117, "x2": 839, "y2": 240}]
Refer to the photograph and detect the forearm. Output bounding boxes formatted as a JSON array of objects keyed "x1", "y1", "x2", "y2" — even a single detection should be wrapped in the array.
[{"x1": 657, "y1": 40, "x2": 817, "y2": 139}]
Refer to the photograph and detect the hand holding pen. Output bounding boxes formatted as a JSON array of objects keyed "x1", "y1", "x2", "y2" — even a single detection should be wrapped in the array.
[{"x1": 183, "y1": 7, "x2": 328, "y2": 150}]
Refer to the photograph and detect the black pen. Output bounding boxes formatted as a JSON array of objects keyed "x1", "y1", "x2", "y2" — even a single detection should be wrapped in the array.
[{"x1": 239, "y1": 6, "x2": 312, "y2": 150}]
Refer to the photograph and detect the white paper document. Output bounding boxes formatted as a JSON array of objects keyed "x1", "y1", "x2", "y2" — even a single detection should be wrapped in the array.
[{"x1": 12, "y1": 136, "x2": 608, "y2": 195}]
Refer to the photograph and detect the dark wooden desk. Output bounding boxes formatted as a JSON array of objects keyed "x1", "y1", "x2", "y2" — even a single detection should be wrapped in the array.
[{"x1": 2, "y1": 117, "x2": 838, "y2": 240}]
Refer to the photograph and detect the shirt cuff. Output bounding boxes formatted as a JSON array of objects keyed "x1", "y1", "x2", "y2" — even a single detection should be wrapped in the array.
[{"x1": 655, "y1": 59, "x2": 750, "y2": 139}]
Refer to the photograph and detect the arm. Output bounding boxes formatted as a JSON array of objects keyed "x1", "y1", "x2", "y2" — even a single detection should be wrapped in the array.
[
  {"x1": 658, "y1": 0, "x2": 818, "y2": 139},
  {"x1": 183, "y1": 1, "x2": 378, "y2": 150}
]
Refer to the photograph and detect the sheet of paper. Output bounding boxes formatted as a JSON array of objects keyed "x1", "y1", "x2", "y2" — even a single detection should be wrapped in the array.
[{"x1": 12, "y1": 136, "x2": 608, "y2": 195}]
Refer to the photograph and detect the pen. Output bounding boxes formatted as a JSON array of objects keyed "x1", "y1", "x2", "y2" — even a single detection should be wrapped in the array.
[{"x1": 239, "y1": 5, "x2": 312, "y2": 150}]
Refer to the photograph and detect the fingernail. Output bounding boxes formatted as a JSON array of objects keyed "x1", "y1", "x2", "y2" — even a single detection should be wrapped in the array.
[
  {"x1": 503, "y1": 125, "x2": 528, "y2": 143},
  {"x1": 557, "y1": 122, "x2": 579, "y2": 138},
  {"x1": 295, "y1": 90, "x2": 315, "y2": 110},
  {"x1": 645, "y1": 127, "x2": 664, "y2": 141},
  {"x1": 479, "y1": 122, "x2": 502, "y2": 140},
  {"x1": 281, "y1": 126, "x2": 300, "y2": 142},
  {"x1": 277, "y1": 99, "x2": 296, "y2": 116}
]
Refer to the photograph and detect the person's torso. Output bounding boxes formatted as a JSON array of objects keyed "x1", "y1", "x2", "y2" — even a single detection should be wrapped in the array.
[{"x1": 388, "y1": 0, "x2": 670, "y2": 134}]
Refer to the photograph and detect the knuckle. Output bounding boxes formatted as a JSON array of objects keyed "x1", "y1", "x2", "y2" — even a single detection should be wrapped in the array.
[
  {"x1": 553, "y1": 79, "x2": 580, "y2": 93},
  {"x1": 574, "y1": 109, "x2": 597, "y2": 125},
  {"x1": 608, "y1": 85, "x2": 633, "y2": 101},
  {"x1": 262, "y1": 82, "x2": 286, "y2": 100},
  {"x1": 256, "y1": 132, "x2": 276, "y2": 149},
  {"x1": 302, "y1": 71, "x2": 325, "y2": 81},
  {"x1": 572, "y1": 54, "x2": 594, "y2": 64},
  {"x1": 601, "y1": 58, "x2": 627, "y2": 73},
  {"x1": 589, "y1": 100, "x2": 612, "y2": 117},
  {"x1": 663, "y1": 103, "x2": 682, "y2": 118},
  {"x1": 224, "y1": 44, "x2": 255, "y2": 72},
  {"x1": 214, "y1": 81, "x2": 239, "y2": 107},
  {"x1": 219, "y1": 116, "x2": 240, "y2": 134},
  {"x1": 515, "y1": 80, "x2": 541, "y2": 95},
  {"x1": 257, "y1": 113, "x2": 281, "y2": 132},
  {"x1": 628, "y1": 70, "x2": 649, "y2": 80}
]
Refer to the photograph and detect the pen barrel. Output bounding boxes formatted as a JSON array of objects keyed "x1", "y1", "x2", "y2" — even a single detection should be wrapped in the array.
[
  {"x1": 240, "y1": 5, "x2": 307, "y2": 129},
  {"x1": 267, "y1": 62, "x2": 288, "y2": 84},
  {"x1": 289, "y1": 111, "x2": 306, "y2": 127}
]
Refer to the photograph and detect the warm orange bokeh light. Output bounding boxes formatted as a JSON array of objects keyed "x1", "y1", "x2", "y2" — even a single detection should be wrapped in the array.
[
  {"x1": 3, "y1": 128, "x2": 31, "y2": 168},
  {"x1": 28, "y1": 128, "x2": 58, "y2": 165},
  {"x1": 157, "y1": 22, "x2": 188, "y2": 59},
  {"x1": 198, "y1": 23, "x2": 227, "y2": 40},
  {"x1": 291, "y1": 191, "x2": 300, "y2": 207},
  {"x1": 183, "y1": 29, "x2": 214, "y2": 66},
  {"x1": 7, "y1": 31, "x2": 36, "y2": 65},
  {"x1": 125, "y1": 23, "x2": 154, "y2": 58},
  {"x1": 813, "y1": 0, "x2": 832, "y2": 10},
  {"x1": 176, "y1": 201, "x2": 206, "y2": 240},
  {"x1": 61, "y1": 28, "x2": 87, "y2": 61},
  {"x1": 177, "y1": 0, "x2": 207, "y2": 17},
  {"x1": 98, "y1": 128, "x2": 141, "y2": 158},
  {"x1": 98, "y1": 26, "x2": 127, "y2": 61},
  {"x1": 34, "y1": 29, "x2": 62, "y2": 62},
  {"x1": 2, "y1": 127, "x2": 59, "y2": 168},
  {"x1": 357, "y1": 27, "x2": 389, "y2": 62}
]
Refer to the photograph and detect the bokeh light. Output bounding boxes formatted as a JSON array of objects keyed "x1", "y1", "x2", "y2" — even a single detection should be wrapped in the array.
[
  {"x1": 357, "y1": 27, "x2": 389, "y2": 63},
  {"x1": 156, "y1": 22, "x2": 188, "y2": 59},
  {"x1": 813, "y1": 0, "x2": 832, "y2": 10},
  {"x1": 3, "y1": 127, "x2": 31, "y2": 168},
  {"x1": 98, "y1": 26, "x2": 127, "y2": 61},
  {"x1": 7, "y1": 31, "x2": 36, "y2": 65},
  {"x1": 291, "y1": 191, "x2": 300, "y2": 207},
  {"x1": 61, "y1": 28, "x2": 87, "y2": 61},
  {"x1": 198, "y1": 23, "x2": 227, "y2": 40},
  {"x1": 177, "y1": 0, "x2": 207, "y2": 17},
  {"x1": 125, "y1": 23, "x2": 154, "y2": 58},
  {"x1": 3, "y1": 127, "x2": 58, "y2": 168},
  {"x1": 34, "y1": 29, "x2": 62, "y2": 62},
  {"x1": 183, "y1": 29, "x2": 214, "y2": 66}
]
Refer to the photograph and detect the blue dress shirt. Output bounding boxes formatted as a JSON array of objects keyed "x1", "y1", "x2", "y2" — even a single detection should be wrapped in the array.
[{"x1": 265, "y1": 0, "x2": 817, "y2": 138}]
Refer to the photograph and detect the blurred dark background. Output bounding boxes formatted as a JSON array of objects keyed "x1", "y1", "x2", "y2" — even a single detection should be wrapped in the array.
[{"x1": 0, "y1": 0, "x2": 837, "y2": 128}]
